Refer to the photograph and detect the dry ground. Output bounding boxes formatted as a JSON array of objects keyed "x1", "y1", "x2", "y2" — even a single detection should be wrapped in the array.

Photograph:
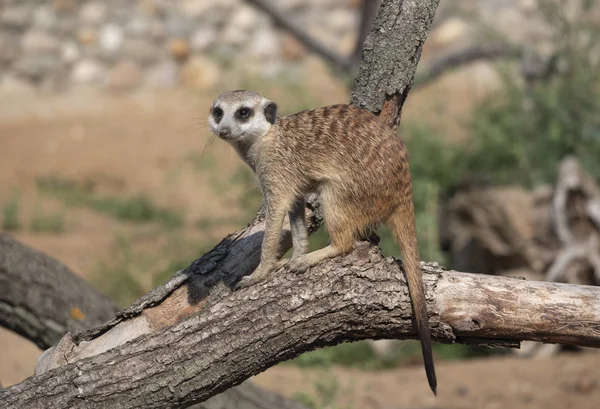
[{"x1": 2, "y1": 64, "x2": 596, "y2": 409}]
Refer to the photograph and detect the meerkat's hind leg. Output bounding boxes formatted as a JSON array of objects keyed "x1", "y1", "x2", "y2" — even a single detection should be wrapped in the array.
[{"x1": 287, "y1": 191, "x2": 355, "y2": 273}]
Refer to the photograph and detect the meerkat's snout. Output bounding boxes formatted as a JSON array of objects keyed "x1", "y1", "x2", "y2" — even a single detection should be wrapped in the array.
[{"x1": 218, "y1": 126, "x2": 231, "y2": 138}]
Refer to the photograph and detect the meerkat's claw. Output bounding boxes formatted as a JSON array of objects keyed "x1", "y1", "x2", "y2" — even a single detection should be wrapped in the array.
[
  {"x1": 286, "y1": 256, "x2": 311, "y2": 274},
  {"x1": 234, "y1": 275, "x2": 258, "y2": 290},
  {"x1": 235, "y1": 263, "x2": 275, "y2": 290}
]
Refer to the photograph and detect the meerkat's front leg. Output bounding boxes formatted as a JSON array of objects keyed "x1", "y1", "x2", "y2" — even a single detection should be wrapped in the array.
[
  {"x1": 288, "y1": 197, "x2": 308, "y2": 259},
  {"x1": 236, "y1": 195, "x2": 293, "y2": 289}
]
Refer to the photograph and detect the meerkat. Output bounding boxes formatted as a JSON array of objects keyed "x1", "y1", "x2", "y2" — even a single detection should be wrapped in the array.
[{"x1": 208, "y1": 90, "x2": 437, "y2": 395}]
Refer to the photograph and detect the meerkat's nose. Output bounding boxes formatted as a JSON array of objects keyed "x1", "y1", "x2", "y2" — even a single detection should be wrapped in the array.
[{"x1": 219, "y1": 127, "x2": 231, "y2": 138}]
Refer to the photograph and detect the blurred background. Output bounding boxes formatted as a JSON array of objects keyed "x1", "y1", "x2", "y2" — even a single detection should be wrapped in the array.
[{"x1": 1, "y1": 0, "x2": 600, "y2": 408}]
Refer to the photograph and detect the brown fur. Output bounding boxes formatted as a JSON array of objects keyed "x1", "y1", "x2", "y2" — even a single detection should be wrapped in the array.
[{"x1": 209, "y1": 91, "x2": 437, "y2": 395}]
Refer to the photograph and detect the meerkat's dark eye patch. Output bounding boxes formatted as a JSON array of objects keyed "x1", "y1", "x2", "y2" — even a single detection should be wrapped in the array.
[
  {"x1": 212, "y1": 106, "x2": 224, "y2": 123},
  {"x1": 235, "y1": 106, "x2": 254, "y2": 122},
  {"x1": 264, "y1": 102, "x2": 277, "y2": 124}
]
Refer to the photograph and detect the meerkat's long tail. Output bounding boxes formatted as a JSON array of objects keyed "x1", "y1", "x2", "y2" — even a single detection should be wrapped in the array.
[{"x1": 390, "y1": 200, "x2": 437, "y2": 396}]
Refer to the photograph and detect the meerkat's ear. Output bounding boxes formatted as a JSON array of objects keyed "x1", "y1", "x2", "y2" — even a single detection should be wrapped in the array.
[{"x1": 264, "y1": 102, "x2": 277, "y2": 124}]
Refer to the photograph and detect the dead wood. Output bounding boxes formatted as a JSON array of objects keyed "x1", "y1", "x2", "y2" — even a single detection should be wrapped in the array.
[
  {"x1": 3, "y1": 242, "x2": 600, "y2": 408},
  {"x1": 438, "y1": 156, "x2": 600, "y2": 357}
]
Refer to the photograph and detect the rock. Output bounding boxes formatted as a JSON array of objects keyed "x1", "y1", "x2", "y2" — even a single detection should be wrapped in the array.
[
  {"x1": 99, "y1": 24, "x2": 124, "y2": 54},
  {"x1": 0, "y1": 6, "x2": 31, "y2": 30},
  {"x1": 250, "y1": 29, "x2": 280, "y2": 58},
  {"x1": 72, "y1": 59, "x2": 106, "y2": 84},
  {"x1": 0, "y1": 35, "x2": 20, "y2": 64},
  {"x1": 165, "y1": 16, "x2": 192, "y2": 38},
  {"x1": 281, "y1": 34, "x2": 307, "y2": 61},
  {"x1": 180, "y1": 56, "x2": 219, "y2": 89},
  {"x1": 150, "y1": 21, "x2": 167, "y2": 41},
  {"x1": 328, "y1": 8, "x2": 357, "y2": 34},
  {"x1": 54, "y1": 16, "x2": 77, "y2": 35},
  {"x1": 122, "y1": 39, "x2": 161, "y2": 66},
  {"x1": 61, "y1": 41, "x2": 80, "y2": 64},
  {"x1": 181, "y1": 0, "x2": 214, "y2": 19},
  {"x1": 190, "y1": 26, "x2": 216, "y2": 52},
  {"x1": 0, "y1": 74, "x2": 36, "y2": 96},
  {"x1": 33, "y1": 6, "x2": 58, "y2": 30},
  {"x1": 13, "y1": 56, "x2": 61, "y2": 81},
  {"x1": 138, "y1": 0, "x2": 159, "y2": 16},
  {"x1": 169, "y1": 39, "x2": 191, "y2": 61},
  {"x1": 223, "y1": 5, "x2": 260, "y2": 45},
  {"x1": 430, "y1": 17, "x2": 471, "y2": 47},
  {"x1": 52, "y1": 0, "x2": 78, "y2": 14},
  {"x1": 40, "y1": 67, "x2": 70, "y2": 93},
  {"x1": 145, "y1": 60, "x2": 179, "y2": 89},
  {"x1": 77, "y1": 28, "x2": 97, "y2": 45},
  {"x1": 22, "y1": 30, "x2": 61, "y2": 54},
  {"x1": 106, "y1": 60, "x2": 141, "y2": 91},
  {"x1": 125, "y1": 15, "x2": 153, "y2": 37},
  {"x1": 80, "y1": 2, "x2": 107, "y2": 25}
]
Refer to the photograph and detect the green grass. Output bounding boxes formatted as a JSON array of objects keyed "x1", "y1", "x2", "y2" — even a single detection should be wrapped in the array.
[
  {"x1": 293, "y1": 374, "x2": 342, "y2": 409},
  {"x1": 30, "y1": 204, "x2": 65, "y2": 233},
  {"x1": 37, "y1": 176, "x2": 183, "y2": 229},
  {"x1": 289, "y1": 339, "x2": 492, "y2": 371},
  {"x1": 2, "y1": 191, "x2": 22, "y2": 231}
]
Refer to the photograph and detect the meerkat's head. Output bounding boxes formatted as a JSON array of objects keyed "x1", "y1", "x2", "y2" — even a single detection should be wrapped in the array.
[{"x1": 208, "y1": 90, "x2": 278, "y2": 143}]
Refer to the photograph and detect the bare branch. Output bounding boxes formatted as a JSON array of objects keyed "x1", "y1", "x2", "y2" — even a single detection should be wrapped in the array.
[
  {"x1": 2, "y1": 242, "x2": 600, "y2": 408},
  {"x1": 0, "y1": 233, "x2": 119, "y2": 349},
  {"x1": 245, "y1": 0, "x2": 352, "y2": 71},
  {"x1": 414, "y1": 43, "x2": 522, "y2": 88}
]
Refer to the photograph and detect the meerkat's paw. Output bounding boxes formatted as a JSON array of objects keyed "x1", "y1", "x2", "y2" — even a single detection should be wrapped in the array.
[
  {"x1": 234, "y1": 263, "x2": 274, "y2": 290},
  {"x1": 235, "y1": 275, "x2": 261, "y2": 290},
  {"x1": 286, "y1": 256, "x2": 312, "y2": 274}
]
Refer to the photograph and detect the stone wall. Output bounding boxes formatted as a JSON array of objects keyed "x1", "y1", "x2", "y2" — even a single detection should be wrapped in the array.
[{"x1": 0, "y1": 0, "x2": 359, "y2": 93}]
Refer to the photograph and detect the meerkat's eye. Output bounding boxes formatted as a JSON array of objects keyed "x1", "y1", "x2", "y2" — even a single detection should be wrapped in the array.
[
  {"x1": 236, "y1": 107, "x2": 253, "y2": 120},
  {"x1": 212, "y1": 107, "x2": 223, "y2": 121}
]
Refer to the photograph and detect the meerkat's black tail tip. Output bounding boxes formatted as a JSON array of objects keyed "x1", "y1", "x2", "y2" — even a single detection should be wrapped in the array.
[{"x1": 423, "y1": 342, "x2": 437, "y2": 396}]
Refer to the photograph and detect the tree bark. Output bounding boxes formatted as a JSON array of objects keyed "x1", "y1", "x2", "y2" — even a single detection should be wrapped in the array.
[
  {"x1": 351, "y1": 0, "x2": 441, "y2": 127},
  {"x1": 0, "y1": 233, "x2": 119, "y2": 349},
  {"x1": 2, "y1": 242, "x2": 600, "y2": 408}
]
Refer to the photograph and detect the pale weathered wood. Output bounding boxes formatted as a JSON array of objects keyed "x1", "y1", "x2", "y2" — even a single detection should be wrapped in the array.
[{"x1": 2, "y1": 242, "x2": 600, "y2": 408}]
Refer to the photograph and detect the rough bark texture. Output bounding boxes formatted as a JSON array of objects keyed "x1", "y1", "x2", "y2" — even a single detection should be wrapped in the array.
[
  {"x1": 351, "y1": 0, "x2": 441, "y2": 126},
  {"x1": 0, "y1": 233, "x2": 119, "y2": 349},
  {"x1": 3, "y1": 242, "x2": 600, "y2": 408}
]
